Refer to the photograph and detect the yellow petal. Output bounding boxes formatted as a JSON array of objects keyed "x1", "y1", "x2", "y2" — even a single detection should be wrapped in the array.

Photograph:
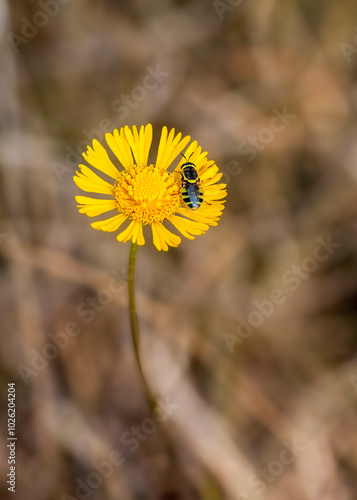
[
  {"x1": 82, "y1": 140, "x2": 120, "y2": 179},
  {"x1": 76, "y1": 196, "x2": 116, "y2": 217},
  {"x1": 117, "y1": 220, "x2": 135, "y2": 242},
  {"x1": 164, "y1": 133, "x2": 191, "y2": 170},
  {"x1": 143, "y1": 124, "x2": 153, "y2": 165},
  {"x1": 203, "y1": 186, "x2": 227, "y2": 200},
  {"x1": 182, "y1": 141, "x2": 198, "y2": 163},
  {"x1": 151, "y1": 222, "x2": 181, "y2": 251},
  {"x1": 106, "y1": 129, "x2": 134, "y2": 170},
  {"x1": 116, "y1": 220, "x2": 144, "y2": 244},
  {"x1": 124, "y1": 124, "x2": 152, "y2": 165},
  {"x1": 156, "y1": 126, "x2": 168, "y2": 166},
  {"x1": 168, "y1": 215, "x2": 208, "y2": 240},
  {"x1": 200, "y1": 165, "x2": 219, "y2": 181},
  {"x1": 176, "y1": 207, "x2": 220, "y2": 226},
  {"x1": 202, "y1": 172, "x2": 223, "y2": 186},
  {"x1": 175, "y1": 142, "x2": 208, "y2": 172},
  {"x1": 191, "y1": 149, "x2": 208, "y2": 170},
  {"x1": 73, "y1": 166, "x2": 114, "y2": 195},
  {"x1": 91, "y1": 214, "x2": 127, "y2": 232},
  {"x1": 132, "y1": 221, "x2": 145, "y2": 245},
  {"x1": 76, "y1": 195, "x2": 113, "y2": 205},
  {"x1": 156, "y1": 127, "x2": 191, "y2": 170},
  {"x1": 198, "y1": 160, "x2": 216, "y2": 176},
  {"x1": 202, "y1": 202, "x2": 226, "y2": 211}
]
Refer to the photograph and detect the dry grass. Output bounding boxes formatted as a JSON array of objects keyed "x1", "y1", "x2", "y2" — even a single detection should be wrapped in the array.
[{"x1": 1, "y1": 0, "x2": 357, "y2": 499}]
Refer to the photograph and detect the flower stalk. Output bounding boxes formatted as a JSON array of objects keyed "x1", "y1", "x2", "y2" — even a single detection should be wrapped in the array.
[{"x1": 128, "y1": 242, "x2": 157, "y2": 413}]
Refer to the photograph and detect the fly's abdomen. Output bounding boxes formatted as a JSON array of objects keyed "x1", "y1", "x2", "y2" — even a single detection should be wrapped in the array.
[{"x1": 182, "y1": 182, "x2": 203, "y2": 210}]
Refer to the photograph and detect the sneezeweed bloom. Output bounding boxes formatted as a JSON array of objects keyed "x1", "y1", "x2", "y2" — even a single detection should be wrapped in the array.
[
  {"x1": 73, "y1": 124, "x2": 226, "y2": 250},
  {"x1": 73, "y1": 124, "x2": 226, "y2": 412}
]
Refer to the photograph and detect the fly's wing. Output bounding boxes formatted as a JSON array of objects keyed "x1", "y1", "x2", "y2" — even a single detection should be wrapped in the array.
[
  {"x1": 187, "y1": 183, "x2": 201, "y2": 209},
  {"x1": 199, "y1": 186, "x2": 204, "y2": 205}
]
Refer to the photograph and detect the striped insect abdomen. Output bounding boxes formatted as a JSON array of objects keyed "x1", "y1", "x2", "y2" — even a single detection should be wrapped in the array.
[{"x1": 182, "y1": 181, "x2": 203, "y2": 210}]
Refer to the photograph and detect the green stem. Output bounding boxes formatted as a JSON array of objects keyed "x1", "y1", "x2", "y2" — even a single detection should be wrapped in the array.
[{"x1": 128, "y1": 242, "x2": 157, "y2": 413}]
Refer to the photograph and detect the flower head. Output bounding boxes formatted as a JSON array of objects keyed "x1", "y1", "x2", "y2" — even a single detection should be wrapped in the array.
[{"x1": 74, "y1": 124, "x2": 226, "y2": 251}]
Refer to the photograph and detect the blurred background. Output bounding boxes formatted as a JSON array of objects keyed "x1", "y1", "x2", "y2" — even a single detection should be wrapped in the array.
[{"x1": 1, "y1": 0, "x2": 357, "y2": 499}]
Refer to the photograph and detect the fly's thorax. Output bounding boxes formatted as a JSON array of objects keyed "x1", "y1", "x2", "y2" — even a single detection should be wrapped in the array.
[{"x1": 181, "y1": 162, "x2": 199, "y2": 183}]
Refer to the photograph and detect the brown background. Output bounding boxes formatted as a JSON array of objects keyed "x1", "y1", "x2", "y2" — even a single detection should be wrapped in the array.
[{"x1": 1, "y1": 0, "x2": 357, "y2": 499}]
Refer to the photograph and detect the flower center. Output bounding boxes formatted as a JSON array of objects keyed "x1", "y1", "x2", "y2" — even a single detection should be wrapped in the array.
[{"x1": 113, "y1": 165, "x2": 181, "y2": 224}]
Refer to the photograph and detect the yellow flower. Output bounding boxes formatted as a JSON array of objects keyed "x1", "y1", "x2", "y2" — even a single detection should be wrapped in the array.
[{"x1": 73, "y1": 124, "x2": 226, "y2": 251}]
